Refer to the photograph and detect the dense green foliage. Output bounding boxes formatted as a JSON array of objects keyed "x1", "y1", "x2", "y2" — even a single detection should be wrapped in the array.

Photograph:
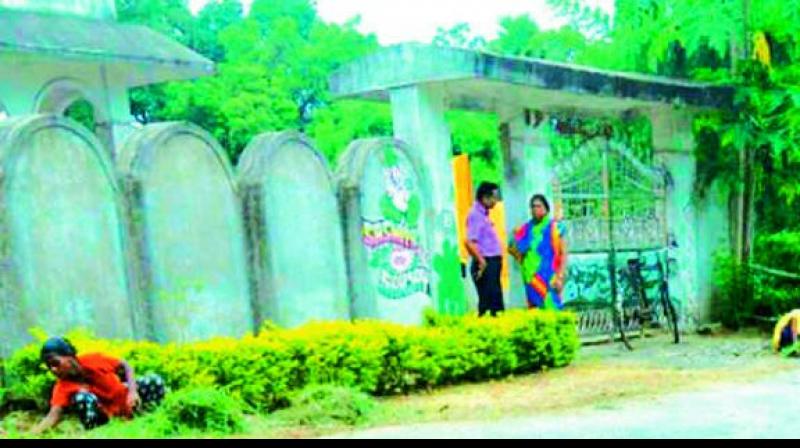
[{"x1": 545, "y1": 1, "x2": 800, "y2": 321}]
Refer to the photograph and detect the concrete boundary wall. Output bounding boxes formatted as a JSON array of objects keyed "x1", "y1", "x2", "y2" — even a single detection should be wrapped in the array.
[
  {"x1": 118, "y1": 122, "x2": 253, "y2": 342},
  {"x1": 238, "y1": 131, "x2": 350, "y2": 328},
  {"x1": 337, "y1": 138, "x2": 434, "y2": 324},
  {"x1": 0, "y1": 114, "x2": 134, "y2": 355}
]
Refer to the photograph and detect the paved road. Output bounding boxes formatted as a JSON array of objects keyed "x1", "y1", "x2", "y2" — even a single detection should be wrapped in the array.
[{"x1": 330, "y1": 370, "x2": 800, "y2": 438}]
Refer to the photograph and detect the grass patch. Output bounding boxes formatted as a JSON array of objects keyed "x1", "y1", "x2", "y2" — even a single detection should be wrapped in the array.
[{"x1": 271, "y1": 384, "x2": 376, "y2": 428}]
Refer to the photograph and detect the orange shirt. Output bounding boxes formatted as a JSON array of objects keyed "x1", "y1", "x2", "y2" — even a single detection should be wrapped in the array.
[{"x1": 50, "y1": 353, "x2": 132, "y2": 417}]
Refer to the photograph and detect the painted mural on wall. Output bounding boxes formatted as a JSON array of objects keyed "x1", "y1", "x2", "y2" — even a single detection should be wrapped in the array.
[
  {"x1": 563, "y1": 251, "x2": 666, "y2": 305},
  {"x1": 361, "y1": 145, "x2": 431, "y2": 300},
  {"x1": 562, "y1": 253, "x2": 612, "y2": 306},
  {"x1": 563, "y1": 250, "x2": 684, "y2": 326}
]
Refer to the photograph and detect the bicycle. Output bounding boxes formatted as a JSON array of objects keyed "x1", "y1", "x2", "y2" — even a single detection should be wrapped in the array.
[{"x1": 614, "y1": 251, "x2": 680, "y2": 350}]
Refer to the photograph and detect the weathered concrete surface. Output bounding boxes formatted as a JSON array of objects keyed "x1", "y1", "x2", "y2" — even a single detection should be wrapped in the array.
[
  {"x1": 389, "y1": 85, "x2": 466, "y2": 315},
  {"x1": 337, "y1": 138, "x2": 433, "y2": 324},
  {"x1": 499, "y1": 112, "x2": 555, "y2": 310},
  {"x1": 330, "y1": 44, "x2": 734, "y2": 113},
  {"x1": 118, "y1": 122, "x2": 253, "y2": 342},
  {"x1": 0, "y1": 10, "x2": 214, "y2": 87},
  {"x1": 0, "y1": 0, "x2": 117, "y2": 20},
  {"x1": 0, "y1": 115, "x2": 134, "y2": 354},
  {"x1": 0, "y1": 1, "x2": 213, "y2": 156},
  {"x1": 238, "y1": 132, "x2": 350, "y2": 328},
  {"x1": 649, "y1": 109, "x2": 727, "y2": 325}
]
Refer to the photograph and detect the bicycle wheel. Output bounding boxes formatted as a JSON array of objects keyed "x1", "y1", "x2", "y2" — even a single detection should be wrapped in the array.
[
  {"x1": 615, "y1": 270, "x2": 635, "y2": 351},
  {"x1": 614, "y1": 300, "x2": 634, "y2": 350},
  {"x1": 660, "y1": 290, "x2": 680, "y2": 344}
]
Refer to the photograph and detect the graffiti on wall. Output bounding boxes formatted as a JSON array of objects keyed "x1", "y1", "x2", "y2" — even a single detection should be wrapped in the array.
[
  {"x1": 362, "y1": 146, "x2": 431, "y2": 300},
  {"x1": 562, "y1": 254, "x2": 612, "y2": 306},
  {"x1": 562, "y1": 251, "x2": 668, "y2": 306}
]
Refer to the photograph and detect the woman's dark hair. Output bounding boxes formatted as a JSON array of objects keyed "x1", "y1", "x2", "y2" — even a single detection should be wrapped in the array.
[
  {"x1": 476, "y1": 182, "x2": 500, "y2": 201},
  {"x1": 529, "y1": 194, "x2": 550, "y2": 212},
  {"x1": 40, "y1": 337, "x2": 77, "y2": 362}
]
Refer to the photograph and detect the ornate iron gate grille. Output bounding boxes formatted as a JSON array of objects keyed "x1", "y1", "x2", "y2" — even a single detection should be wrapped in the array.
[{"x1": 552, "y1": 139, "x2": 669, "y2": 338}]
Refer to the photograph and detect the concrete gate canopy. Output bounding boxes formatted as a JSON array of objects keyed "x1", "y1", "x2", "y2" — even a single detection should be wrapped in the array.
[
  {"x1": 329, "y1": 44, "x2": 735, "y2": 322},
  {"x1": 0, "y1": 1, "x2": 214, "y2": 88},
  {"x1": 329, "y1": 44, "x2": 732, "y2": 114}
]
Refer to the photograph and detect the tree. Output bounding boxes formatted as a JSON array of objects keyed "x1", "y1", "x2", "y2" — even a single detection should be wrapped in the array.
[
  {"x1": 116, "y1": 0, "x2": 195, "y2": 44},
  {"x1": 488, "y1": 15, "x2": 541, "y2": 56},
  {"x1": 193, "y1": 0, "x2": 245, "y2": 62},
  {"x1": 432, "y1": 23, "x2": 486, "y2": 50},
  {"x1": 548, "y1": 0, "x2": 800, "y2": 266},
  {"x1": 117, "y1": 0, "x2": 380, "y2": 161},
  {"x1": 306, "y1": 100, "x2": 392, "y2": 164},
  {"x1": 116, "y1": 0, "x2": 199, "y2": 123}
]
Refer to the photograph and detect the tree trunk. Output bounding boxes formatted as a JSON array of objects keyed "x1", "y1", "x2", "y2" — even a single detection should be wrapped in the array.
[
  {"x1": 741, "y1": 0, "x2": 756, "y2": 265},
  {"x1": 735, "y1": 0, "x2": 754, "y2": 264},
  {"x1": 741, "y1": 146, "x2": 756, "y2": 263},
  {"x1": 736, "y1": 146, "x2": 746, "y2": 261}
]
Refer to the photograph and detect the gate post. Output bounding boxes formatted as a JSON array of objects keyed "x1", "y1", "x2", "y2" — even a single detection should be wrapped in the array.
[
  {"x1": 647, "y1": 107, "x2": 724, "y2": 326},
  {"x1": 498, "y1": 109, "x2": 554, "y2": 309},
  {"x1": 389, "y1": 85, "x2": 465, "y2": 315}
]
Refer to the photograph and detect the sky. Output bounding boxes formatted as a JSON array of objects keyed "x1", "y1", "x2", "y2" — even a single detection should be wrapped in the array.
[{"x1": 188, "y1": 0, "x2": 615, "y2": 46}]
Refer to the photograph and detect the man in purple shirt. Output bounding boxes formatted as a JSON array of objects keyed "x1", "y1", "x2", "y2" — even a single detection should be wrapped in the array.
[{"x1": 465, "y1": 182, "x2": 504, "y2": 317}]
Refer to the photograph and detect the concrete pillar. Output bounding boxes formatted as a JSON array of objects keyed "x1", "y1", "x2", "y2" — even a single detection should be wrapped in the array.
[
  {"x1": 96, "y1": 66, "x2": 140, "y2": 160},
  {"x1": 648, "y1": 108, "x2": 727, "y2": 325},
  {"x1": 389, "y1": 84, "x2": 466, "y2": 315},
  {"x1": 498, "y1": 109, "x2": 554, "y2": 309}
]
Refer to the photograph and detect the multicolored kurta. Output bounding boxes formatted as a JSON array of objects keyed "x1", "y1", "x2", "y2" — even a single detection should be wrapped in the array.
[{"x1": 510, "y1": 217, "x2": 566, "y2": 310}]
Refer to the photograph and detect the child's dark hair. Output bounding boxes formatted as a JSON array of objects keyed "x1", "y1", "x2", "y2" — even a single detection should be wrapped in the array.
[
  {"x1": 529, "y1": 194, "x2": 550, "y2": 212},
  {"x1": 40, "y1": 337, "x2": 77, "y2": 362}
]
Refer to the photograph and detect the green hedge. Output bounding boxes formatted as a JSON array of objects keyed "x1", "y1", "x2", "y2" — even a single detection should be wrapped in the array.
[{"x1": 0, "y1": 310, "x2": 579, "y2": 413}]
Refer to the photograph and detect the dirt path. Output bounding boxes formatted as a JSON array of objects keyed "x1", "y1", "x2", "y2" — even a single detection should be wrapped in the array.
[
  {"x1": 332, "y1": 370, "x2": 800, "y2": 438},
  {"x1": 329, "y1": 332, "x2": 800, "y2": 438}
]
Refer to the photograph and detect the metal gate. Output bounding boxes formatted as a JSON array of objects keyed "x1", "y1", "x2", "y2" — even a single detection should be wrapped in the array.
[{"x1": 552, "y1": 139, "x2": 669, "y2": 338}]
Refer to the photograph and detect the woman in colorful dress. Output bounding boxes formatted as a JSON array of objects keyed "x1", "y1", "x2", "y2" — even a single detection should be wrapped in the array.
[{"x1": 508, "y1": 194, "x2": 568, "y2": 310}]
